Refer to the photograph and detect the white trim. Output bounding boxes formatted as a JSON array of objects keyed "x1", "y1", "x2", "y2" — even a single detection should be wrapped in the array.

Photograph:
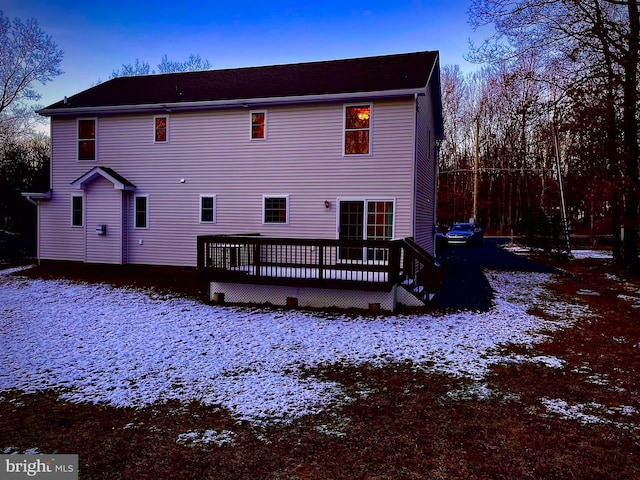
[
  {"x1": 71, "y1": 167, "x2": 136, "y2": 192},
  {"x1": 38, "y1": 88, "x2": 424, "y2": 117},
  {"x1": 77, "y1": 117, "x2": 97, "y2": 161},
  {"x1": 199, "y1": 194, "x2": 217, "y2": 224},
  {"x1": 21, "y1": 191, "x2": 51, "y2": 205},
  {"x1": 134, "y1": 194, "x2": 149, "y2": 229},
  {"x1": 71, "y1": 193, "x2": 84, "y2": 227},
  {"x1": 250, "y1": 110, "x2": 267, "y2": 140},
  {"x1": 335, "y1": 197, "x2": 396, "y2": 239},
  {"x1": 335, "y1": 197, "x2": 396, "y2": 263},
  {"x1": 153, "y1": 114, "x2": 169, "y2": 143},
  {"x1": 342, "y1": 103, "x2": 372, "y2": 157},
  {"x1": 262, "y1": 194, "x2": 290, "y2": 225}
]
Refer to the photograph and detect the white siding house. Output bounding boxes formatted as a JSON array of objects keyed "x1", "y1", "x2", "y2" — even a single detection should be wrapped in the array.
[{"x1": 26, "y1": 51, "x2": 444, "y2": 310}]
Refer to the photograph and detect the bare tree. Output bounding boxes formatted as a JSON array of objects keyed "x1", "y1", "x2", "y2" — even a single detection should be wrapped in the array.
[
  {"x1": 469, "y1": 0, "x2": 639, "y2": 270},
  {"x1": 0, "y1": 11, "x2": 63, "y2": 139},
  {"x1": 110, "y1": 54, "x2": 212, "y2": 78}
]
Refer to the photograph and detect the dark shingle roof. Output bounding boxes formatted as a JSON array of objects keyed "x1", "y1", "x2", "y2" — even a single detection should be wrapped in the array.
[{"x1": 41, "y1": 51, "x2": 439, "y2": 114}]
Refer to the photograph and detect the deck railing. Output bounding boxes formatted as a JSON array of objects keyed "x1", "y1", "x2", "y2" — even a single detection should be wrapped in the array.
[
  {"x1": 198, "y1": 235, "x2": 402, "y2": 291},
  {"x1": 197, "y1": 235, "x2": 443, "y2": 299}
]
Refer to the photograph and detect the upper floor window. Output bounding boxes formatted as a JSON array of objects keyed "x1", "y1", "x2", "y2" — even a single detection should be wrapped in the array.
[
  {"x1": 251, "y1": 111, "x2": 267, "y2": 139},
  {"x1": 344, "y1": 105, "x2": 371, "y2": 155},
  {"x1": 134, "y1": 195, "x2": 149, "y2": 229},
  {"x1": 263, "y1": 195, "x2": 288, "y2": 224},
  {"x1": 78, "y1": 119, "x2": 96, "y2": 160},
  {"x1": 154, "y1": 115, "x2": 169, "y2": 143}
]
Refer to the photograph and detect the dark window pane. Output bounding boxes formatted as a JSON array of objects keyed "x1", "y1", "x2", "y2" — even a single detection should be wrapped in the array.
[
  {"x1": 345, "y1": 130, "x2": 369, "y2": 155},
  {"x1": 201, "y1": 197, "x2": 214, "y2": 222},
  {"x1": 155, "y1": 117, "x2": 167, "y2": 142},
  {"x1": 72, "y1": 197, "x2": 83, "y2": 226},
  {"x1": 78, "y1": 120, "x2": 95, "y2": 139},
  {"x1": 135, "y1": 197, "x2": 147, "y2": 228},
  {"x1": 251, "y1": 112, "x2": 266, "y2": 138},
  {"x1": 264, "y1": 197, "x2": 287, "y2": 223},
  {"x1": 78, "y1": 140, "x2": 95, "y2": 160}
]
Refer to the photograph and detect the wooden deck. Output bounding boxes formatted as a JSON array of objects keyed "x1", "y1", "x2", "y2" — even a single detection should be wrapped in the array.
[{"x1": 197, "y1": 235, "x2": 443, "y2": 304}]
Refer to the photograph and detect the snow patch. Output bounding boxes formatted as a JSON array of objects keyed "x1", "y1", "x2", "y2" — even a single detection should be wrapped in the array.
[
  {"x1": 176, "y1": 429, "x2": 236, "y2": 447},
  {"x1": 0, "y1": 270, "x2": 590, "y2": 426}
]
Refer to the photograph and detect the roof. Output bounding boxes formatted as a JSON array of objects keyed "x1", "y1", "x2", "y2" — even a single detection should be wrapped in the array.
[
  {"x1": 38, "y1": 51, "x2": 440, "y2": 117},
  {"x1": 71, "y1": 166, "x2": 136, "y2": 191}
]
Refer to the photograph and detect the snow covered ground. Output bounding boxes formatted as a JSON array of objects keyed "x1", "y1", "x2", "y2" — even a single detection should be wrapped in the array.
[{"x1": 0, "y1": 266, "x2": 591, "y2": 427}]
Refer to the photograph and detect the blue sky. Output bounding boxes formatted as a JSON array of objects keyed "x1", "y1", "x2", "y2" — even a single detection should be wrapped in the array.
[{"x1": 3, "y1": 0, "x2": 488, "y2": 110}]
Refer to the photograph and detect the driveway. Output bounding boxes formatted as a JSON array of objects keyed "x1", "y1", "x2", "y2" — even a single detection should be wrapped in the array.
[{"x1": 434, "y1": 237, "x2": 559, "y2": 311}]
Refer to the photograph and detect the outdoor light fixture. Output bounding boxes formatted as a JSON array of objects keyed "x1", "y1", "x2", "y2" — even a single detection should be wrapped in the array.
[{"x1": 324, "y1": 200, "x2": 330, "y2": 209}]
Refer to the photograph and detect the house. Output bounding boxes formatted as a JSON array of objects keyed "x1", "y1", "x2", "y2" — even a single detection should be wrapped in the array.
[{"x1": 24, "y1": 51, "x2": 444, "y2": 311}]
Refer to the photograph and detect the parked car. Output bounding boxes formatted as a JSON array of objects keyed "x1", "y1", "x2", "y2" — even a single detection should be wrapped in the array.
[{"x1": 445, "y1": 223, "x2": 484, "y2": 246}]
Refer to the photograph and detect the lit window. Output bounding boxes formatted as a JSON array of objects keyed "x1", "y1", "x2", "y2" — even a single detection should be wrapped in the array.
[
  {"x1": 344, "y1": 105, "x2": 371, "y2": 155},
  {"x1": 134, "y1": 195, "x2": 148, "y2": 229},
  {"x1": 263, "y1": 196, "x2": 288, "y2": 224},
  {"x1": 251, "y1": 111, "x2": 267, "y2": 139},
  {"x1": 71, "y1": 195, "x2": 83, "y2": 226},
  {"x1": 78, "y1": 119, "x2": 96, "y2": 160},
  {"x1": 200, "y1": 195, "x2": 216, "y2": 223},
  {"x1": 154, "y1": 116, "x2": 168, "y2": 143}
]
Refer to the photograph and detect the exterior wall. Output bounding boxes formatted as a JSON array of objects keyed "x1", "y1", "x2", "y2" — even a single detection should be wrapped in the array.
[
  {"x1": 413, "y1": 85, "x2": 438, "y2": 255},
  {"x1": 84, "y1": 176, "x2": 124, "y2": 264},
  {"x1": 39, "y1": 119, "x2": 86, "y2": 261},
  {"x1": 40, "y1": 98, "x2": 419, "y2": 266}
]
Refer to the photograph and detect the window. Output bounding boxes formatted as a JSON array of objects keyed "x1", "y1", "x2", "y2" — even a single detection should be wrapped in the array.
[
  {"x1": 154, "y1": 115, "x2": 169, "y2": 143},
  {"x1": 134, "y1": 195, "x2": 148, "y2": 229},
  {"x1": 78, "y1": 119, "x2": 96, "y2": 160},
  {"x1": 344, "y1": 105, "x2": 371, "y2": 155},
  {"x1": 338, "y1": 198, "x2": 394, "y2": 261},
  {"x1": 251, "y1": 111, "x2": 267, "y2": 139},
  {"x1": 200, "y1": 195, "x2": 216, "y2": 223},
  {"x1": 71, "y1": 195, "x2": 83, "y2": 226},
  {"x1": 263, "y1": 195, "x2": 288, "y2": 224}
]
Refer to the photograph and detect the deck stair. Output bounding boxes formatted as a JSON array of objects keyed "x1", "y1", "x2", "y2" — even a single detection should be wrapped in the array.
[{"x1": 396, "y1": 237, "x2": 445, "y2": 304}]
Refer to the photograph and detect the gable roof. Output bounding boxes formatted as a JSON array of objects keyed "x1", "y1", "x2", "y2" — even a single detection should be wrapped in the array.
[
  {"x1": 38, "y1": 51, "x2": 440, "y2": 117},
  {"x1": 71, "y1": 166, "x2": 136, "y2": 191}
]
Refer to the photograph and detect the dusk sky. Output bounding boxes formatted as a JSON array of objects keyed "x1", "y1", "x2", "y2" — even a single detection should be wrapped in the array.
[{"x1": 3, "y1": 0, "x2": 490, "y2": 111}]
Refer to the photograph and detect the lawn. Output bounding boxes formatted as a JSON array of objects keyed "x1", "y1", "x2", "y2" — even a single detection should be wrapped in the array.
[{"x1": 1, "y1": 249, "x2": 639, "y2": 479}]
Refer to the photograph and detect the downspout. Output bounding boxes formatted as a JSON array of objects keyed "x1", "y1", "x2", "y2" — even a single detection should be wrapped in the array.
[{"x1": 412, "y1": 92, "x2": 419, "y2": 242}]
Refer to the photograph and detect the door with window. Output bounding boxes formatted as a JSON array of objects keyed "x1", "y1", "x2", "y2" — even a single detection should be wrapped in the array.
[{"x1": 338, "y1": 199, "x2": 394, "y2": 261}]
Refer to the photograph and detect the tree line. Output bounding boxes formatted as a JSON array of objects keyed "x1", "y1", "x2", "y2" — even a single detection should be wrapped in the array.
[
  {"x1": 439, "y1": 0, "x2": 639, "y2": 270},
  {"x1": 2, "y1": 3, "x2": 639, "y2": 271}
]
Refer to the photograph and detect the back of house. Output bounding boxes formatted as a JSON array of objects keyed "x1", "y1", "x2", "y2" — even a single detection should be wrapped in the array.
[{"x1": 26, "y1": 51, "x2": 443, "y2": 271}]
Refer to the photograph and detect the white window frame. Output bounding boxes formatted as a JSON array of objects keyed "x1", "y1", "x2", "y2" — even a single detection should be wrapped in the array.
[
  {"x1": 134, "y1": 194, "x2": 149, "y2": 229},
  {"x1": 262, "y1": 195, "x2": 289, "y2": 225},
  {"x1": 153, "y1": 115, "x2": 169, "y2": 143},
  {"x1": 250, "y1": 110, "x2": 267, "y2": 140},
  {"x1": 343, "y1": 103, "x2": 372, "y2": 156},
  {"x1": 71, "y1": 194, "x2": 84, "y2": 227},
  {"x1": 77, "y1": 118, "x2": 97, "y2": 161},
  {"x1": 199, "y1": 194, "x2": 217, "y2": 224}
]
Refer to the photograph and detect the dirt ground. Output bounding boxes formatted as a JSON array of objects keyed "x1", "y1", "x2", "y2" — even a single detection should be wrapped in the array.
[{"x1": 1, "y1": 253, "x2": 640, "y2": 479}]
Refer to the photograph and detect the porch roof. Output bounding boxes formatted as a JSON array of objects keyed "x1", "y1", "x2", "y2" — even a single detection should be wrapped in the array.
[{"x1": 71, "y1": 166, "x2": 136, "y2": 191}]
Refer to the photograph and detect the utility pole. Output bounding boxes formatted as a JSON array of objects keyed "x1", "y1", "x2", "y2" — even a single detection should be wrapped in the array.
[
  {"x1": 553, "y1": 122, "x2": 571, "y2": 254},
  {"x1": 473, "y1": 117, "x2": 480, "y2": 223}
]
